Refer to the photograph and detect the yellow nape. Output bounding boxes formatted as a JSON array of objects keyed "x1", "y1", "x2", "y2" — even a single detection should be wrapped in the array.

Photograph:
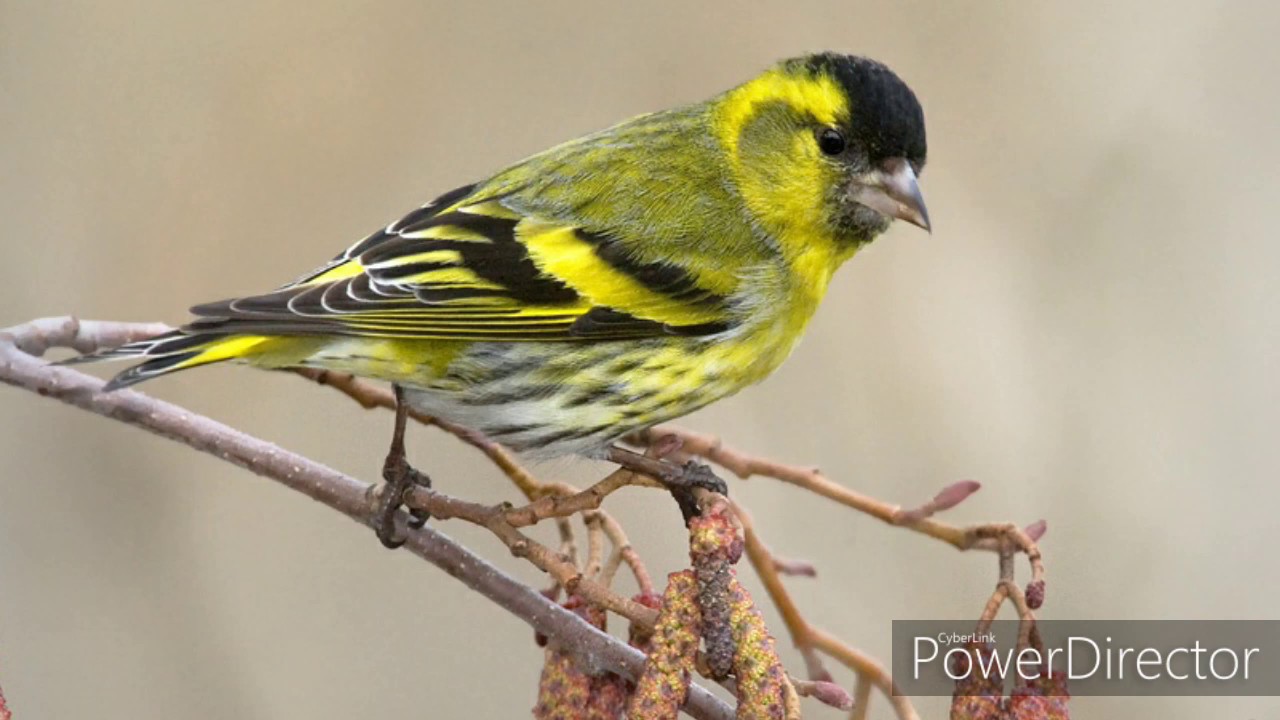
[
  {"x1": 713, "y1": 66, "x2": 848, "y2": 154},
  {"x1": 709, "y1": 63, "x2": 852, "y2": 270}
]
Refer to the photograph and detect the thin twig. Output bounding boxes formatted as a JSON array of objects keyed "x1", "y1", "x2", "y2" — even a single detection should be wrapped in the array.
[
  {"x1": 849, "y1": 674, "x2": 872, "y2": 720},
  {"x1": 808, "y1": 627, "x2": 918, "y2": 720},
  {"x1": 987, "y1": 539, "x2": 1038, "y2": 657},
  {"x1": 592, "y1": 508, "x2": 648, "y2": 594},
  {"x1": 401, "y1": 485, "x2": 658, "y2": 627},
  {"x1": 555, "y1": 517, "x2": 578, "y2": 568},
  {"x1": 731, "y1": 501, "x2": 830, "y2": 681},
  {"x1": 600, "y1": 546, "x2": 626, "y2": 589},
  {"x1": 640, "y1": 422, "x2": 1049, "y2": 573},
  {"x1": 583, "y1": 511, "x2": 606, "y2": 579},
  {"x1": 0, "y1": 318, "x2": 731, "y2": 720},
  {"x1": 598, "y1": 511, "x2": 653, "y2": 595},
  {"x1": 732, "y1": 499, "x2": 920, "y2": 720},
  {"x1": 500, "y1": 469, "x2": 640, "y2": 527}
]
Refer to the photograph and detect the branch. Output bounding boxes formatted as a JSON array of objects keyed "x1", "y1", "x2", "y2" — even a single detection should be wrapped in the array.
[
  {"x1": 0, "y1": 318, "x2": 732, "y2": 720},
  {"x1": 292, "y1": 354, "x2": 1040, "y2": 720},
  {"x1": 637, "y1": 426, "x2": 1038, "y2": 555},
  {"x1": 278, "y1": 333, "x2": 1049, "y2": 720},
  {"x1": 635, "y1": 425, "x2": 1045, "y2": 603},
  {"x1": 402, "y1": 484, "x2": 659, "y2": 626}
]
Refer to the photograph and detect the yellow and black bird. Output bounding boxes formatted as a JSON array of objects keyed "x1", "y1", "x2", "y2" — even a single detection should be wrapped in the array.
[{"x1": 75, "y1": 52, "x2": 929, "y2": 543}]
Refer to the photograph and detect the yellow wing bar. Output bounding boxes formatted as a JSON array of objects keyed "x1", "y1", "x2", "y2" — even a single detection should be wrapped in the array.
[{"x1": 185, "y1": 184, "x2": 739, "y2": 342}]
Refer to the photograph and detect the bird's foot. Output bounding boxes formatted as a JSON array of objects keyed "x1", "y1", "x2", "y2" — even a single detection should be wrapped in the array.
[
  {"x1": 671, "y1": 459, "x2": 728, "y2": 495},
  {"x1": 666, "y1": 460, "x2": 727, "y2": 525},
  {"x1": 607, "y1": 446, "x2": 728, "y2": 525},
  {"x1": 373, "y1": 450, "x2": 432, "y2": 549}
]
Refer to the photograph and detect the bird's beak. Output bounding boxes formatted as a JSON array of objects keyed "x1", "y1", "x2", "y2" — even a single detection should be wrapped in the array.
[{"x1": 849, "y1": 158, "x2": 930, "y2": 232}]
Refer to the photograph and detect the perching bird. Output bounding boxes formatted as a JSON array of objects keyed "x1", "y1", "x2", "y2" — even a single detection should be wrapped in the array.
[{"x1": 75, "y1": 52, "x2": 928, "y2": 544}]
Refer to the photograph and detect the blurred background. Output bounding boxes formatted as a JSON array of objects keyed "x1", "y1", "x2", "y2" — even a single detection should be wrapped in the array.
[{"x1": 2, "y1": 1, "x2": 1277, "y2": 717}]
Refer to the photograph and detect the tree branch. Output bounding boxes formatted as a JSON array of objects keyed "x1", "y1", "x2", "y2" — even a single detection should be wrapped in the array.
[
  {"x1": 0, "y1": 317, "x2": 732, "y2": 720},
  {"x1": 402, "y1": 484, "x2": 659, "y2": 626},
  {"x1": 633, "y1": 426, "x2": 1045, "y2": 599},
  {"x1": 293, "y1": 342, "x2": 1037, "y2": 720}
]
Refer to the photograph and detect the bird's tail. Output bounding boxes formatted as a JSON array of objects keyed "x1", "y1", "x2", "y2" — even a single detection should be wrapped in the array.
[{"x1": 62, "y1": 330, "x2": 272, "y2": 391}]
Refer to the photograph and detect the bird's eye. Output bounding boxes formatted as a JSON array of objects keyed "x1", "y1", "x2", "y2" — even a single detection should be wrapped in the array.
[{"x1": 816, "y1": 127, "x2": 846, "y2": 156}]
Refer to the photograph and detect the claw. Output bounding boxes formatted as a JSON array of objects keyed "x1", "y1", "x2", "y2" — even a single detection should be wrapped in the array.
[
  {"x1": 407, "y1": 494, "x2": 432, "y2": 530},
  {"x1": 679, "y1": 460, "x2": 728, "y2": 496},
  {"x1": 375, "y1": 498, "x2": 407, "y2": 548},
  {"x1": 377, "y1": 526, "x2": 406, "y2": 549},
  {"x1": 670, "y1": 461, "x2": 727, "y2": 526},
  {"x1": 606, "y1": 446, "x2": 729, "y2": 525}
]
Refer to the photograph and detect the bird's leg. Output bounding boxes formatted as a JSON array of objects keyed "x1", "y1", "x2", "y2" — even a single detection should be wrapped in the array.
[
  {"x1": 373, "y1": 385, "x2": 432, "y2": 549},
  {"x1": 606, "y1": 446, "x2": 728, "y2": 525}
]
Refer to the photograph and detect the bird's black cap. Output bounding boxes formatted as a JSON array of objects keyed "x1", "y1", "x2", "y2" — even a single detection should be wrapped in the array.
[{"x1": 787, "y1": 53, "x2": 927, "y2": 166}]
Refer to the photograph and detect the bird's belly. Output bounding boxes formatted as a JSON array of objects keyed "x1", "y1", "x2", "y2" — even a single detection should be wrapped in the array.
[
  {"x1": 302, "y1": 324, "x2": 803, "y2": 458},
  {"x1": 405, "y1": 337, "x2": 767, "y2": 458}
]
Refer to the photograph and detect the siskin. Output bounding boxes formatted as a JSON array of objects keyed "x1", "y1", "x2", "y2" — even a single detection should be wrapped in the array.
[{"x1": 76, "y1": 52, "x2": 929, "y2": 543}]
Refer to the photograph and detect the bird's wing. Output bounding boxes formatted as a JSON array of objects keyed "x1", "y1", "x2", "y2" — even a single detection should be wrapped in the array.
[{"x1": 185, "y1": 184, "x2": 737, "y2": 341}]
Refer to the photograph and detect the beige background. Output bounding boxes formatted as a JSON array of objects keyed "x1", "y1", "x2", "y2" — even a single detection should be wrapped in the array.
[{"x1": 3, "y1": 2, "x2": 1277, "y2": 718}]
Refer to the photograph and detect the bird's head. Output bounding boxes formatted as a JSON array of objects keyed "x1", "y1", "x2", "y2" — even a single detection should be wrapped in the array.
[{"x1": 713, "y1": 53, "x2": 929, "y2": 251}]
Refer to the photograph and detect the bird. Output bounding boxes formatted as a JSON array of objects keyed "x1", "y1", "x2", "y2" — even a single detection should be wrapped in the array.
[{"x1": 71, "y1": 52, "x2": 929, "y2": 545}]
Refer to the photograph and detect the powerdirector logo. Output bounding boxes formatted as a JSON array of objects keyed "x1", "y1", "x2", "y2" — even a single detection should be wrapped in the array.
[{"x1": 892, "y1": 620, "x2": 1280, "y2": 696}]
